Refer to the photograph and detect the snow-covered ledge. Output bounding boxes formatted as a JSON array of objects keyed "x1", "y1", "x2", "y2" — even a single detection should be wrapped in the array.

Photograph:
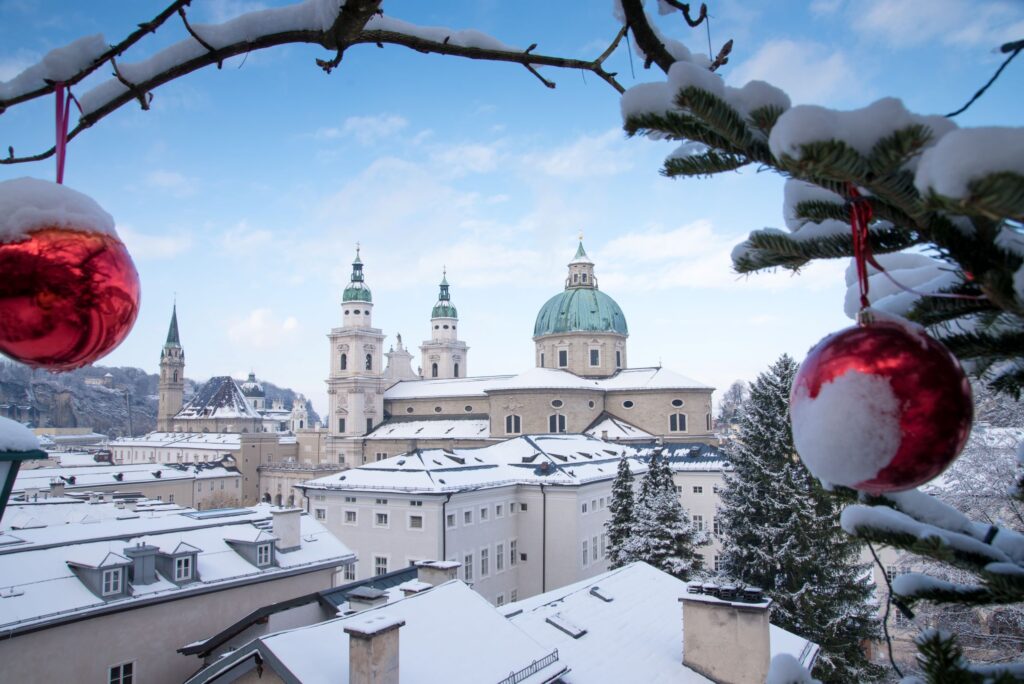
[{"x1": 0, "y1": 417, "x2": 47, "y2": 520}]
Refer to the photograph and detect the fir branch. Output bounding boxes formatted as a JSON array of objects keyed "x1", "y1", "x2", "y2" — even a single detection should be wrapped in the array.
[
  {"x1": 746, "y1": 104, "x2": 785, "y2": 139},
  {"x1": 776, "y1": 140, "x2": 870, "y2": 183},
  {"x1": 867, "y1": 123, "x2": 934, "y2": 176},
  {"x1": 624, "y1": 110, "x2": 736, "y2": 155},
  {"x1": 674, "y1": 86, "x2": 752, "y2": 151},
  {"x1": 792, "y1": 199, "x2": 849, "y2": 225},
  {"x1": 662, "y1": 150, "x2": 748, "y2": 177},
  {"x1": 939, "y1": 330, "x2": 1024, "y2": 364},
  {"x1": 733, "y1": 225, "x2": 918, "y2": 273}
]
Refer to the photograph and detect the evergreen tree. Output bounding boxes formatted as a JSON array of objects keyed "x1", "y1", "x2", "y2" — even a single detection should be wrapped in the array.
[
  {"x1": 718, "y1": 355, "x2": 882, "y2": 682},
  {"x1": 605, "y1": 455, "x2": 635, "y2": 568},
  {"x1": 624, "y1": 449, "x2": 707, "y2": 580}
]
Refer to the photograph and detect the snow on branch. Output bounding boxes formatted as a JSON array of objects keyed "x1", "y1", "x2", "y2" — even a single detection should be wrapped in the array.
[{"x1": 1, "y1": 0, "x2": 628, "y2": 164}]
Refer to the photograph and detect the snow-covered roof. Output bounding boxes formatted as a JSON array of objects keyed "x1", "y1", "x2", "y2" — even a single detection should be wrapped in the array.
[
  {"x1": 364, "y1": 419, "x2": 491, "y2": 441},
  {"x1": 302, "y1": 435, "x2": 727, "y2": 494},
  {"x1": 383, "y1": 367, "x2": 711, "y2": 401},
  {"x1": 0, "y1": 503, "x2": 353, "y2": 635},
  {"x1": 107, "y1": 432, "x2": 243, "y2": 450},
  {"x1": 503, "y1": 562, "x2": 818, "y2": 682},
  {"x1": 187, "y1": 580, "x2": 566, "y2": 684},
  {"x1": 584, "y1": 414, "x2": 654, "y2": 441},
  {"x1": 175, "y1": 376, "x2": 261, "y2": 420},
  {"x1": 13, "y1": 462, "x2": 239, "y2": 495},
  {"x1": 56, "y1": 452, "x2": 106, "y2": 467}
]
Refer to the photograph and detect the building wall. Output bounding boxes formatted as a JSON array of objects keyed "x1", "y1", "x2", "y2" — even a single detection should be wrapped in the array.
[
  {"x1": 388, "y1": 396, "x2": 491, "y2": 418},
  {"x1": 361, "y1": 438, "x2": 495, "y2": 461},
  {"x1": 0, "y1": 568, "x2": 337, "y2": 684},
  {"x1": 671, "y1": 470, "x2": 727, "y2": 570},
  {"x1": 485, "y1": 389, "x2": 605, "y2": 437},
  {"x1": 605, "y1": 389, "x2": 714, "y2": 442},
  {"x1": 534, "y1": 332, "x2": 627, "y2": 378}
]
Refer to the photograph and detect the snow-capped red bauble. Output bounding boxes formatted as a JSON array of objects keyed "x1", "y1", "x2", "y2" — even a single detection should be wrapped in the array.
[
  {"x1": 0, "y1": 178, "x2": 140, "y2": 371},
  {"x1": 790, "y1": 311, "x2": 972, "y2": 494}
]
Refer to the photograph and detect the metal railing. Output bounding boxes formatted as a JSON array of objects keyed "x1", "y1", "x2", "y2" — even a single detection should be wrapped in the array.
[{"x1": 497, "y1": 650, "x2": 559, "y2": 684}]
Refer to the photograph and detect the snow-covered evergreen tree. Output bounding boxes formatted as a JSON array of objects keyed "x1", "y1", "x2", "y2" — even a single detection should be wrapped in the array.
[
  {"x1": 605, "y1": 455, "x2": 636, "y2": 568},
  {"x1": 623, "y1": 449, "x2": 707, "y2": 580},
  {"x1": 718, "y1": 355, "x2": 882, "y2": 682}
]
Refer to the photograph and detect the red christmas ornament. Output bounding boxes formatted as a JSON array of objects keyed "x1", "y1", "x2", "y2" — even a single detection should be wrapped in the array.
[
  {"x1": 790, "y1": 315, "x2": 972, "y2": 494},
  {"x1": 0, "y1": 179, "x2": 140, "y2": 371}
]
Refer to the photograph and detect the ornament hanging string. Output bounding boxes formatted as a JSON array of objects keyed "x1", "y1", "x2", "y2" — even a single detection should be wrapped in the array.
[
  {"x1": 847, "y1": 183, "x2": 985, "y2": 316},
  {"x1": 53, "y1": 83, "x2": 81, "y2": 185}
]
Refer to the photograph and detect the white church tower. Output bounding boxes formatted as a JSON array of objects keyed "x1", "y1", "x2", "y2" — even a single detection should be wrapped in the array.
[
  {"x1": 157, "y1": 304, "x2": 185, "y2": 432},
  {"x1": 326, "y1": 247, "x2": 386, "y2": 466},
  {"x1": 420, "y1": 270, "x2": 469, "y2": 379}
]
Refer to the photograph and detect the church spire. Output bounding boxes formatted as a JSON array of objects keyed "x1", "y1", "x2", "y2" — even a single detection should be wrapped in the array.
[
  {"x1": 343, "y1": 244, "x2": 372, "y2": 303},
  {"x1": 566, "y1": 236, "x2": 597, "y2": 289},
  {"x1": 431, "y1": 268, "x2": 458, "y2": 319},
  {"x1": 165, "y1": 304, "x2": 181, "y2": 348}
]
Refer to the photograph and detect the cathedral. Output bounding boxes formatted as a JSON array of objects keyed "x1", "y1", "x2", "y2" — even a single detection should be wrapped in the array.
[{"x1": 325, "y1": 241, "x2": 716, "y2": 466}]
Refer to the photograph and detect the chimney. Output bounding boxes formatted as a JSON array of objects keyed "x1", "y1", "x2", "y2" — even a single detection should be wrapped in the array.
[
  {"x1": 344, "y1": 615, "x2": 405, "y2": 684},
  {"x1": 49, "y1": 480, "x2": 65, "y2": 497},
  {"x1": 347, "y1": 586, "x2": 389, "y2": 612},
  {"x1": 601, "y1": 430, "x2": 609, "y2": 441},
  {"x1": 123, "y1": 542, "x2": 161, "y2": 585},
  {"x1": 272, "y1": 507, "x2": 302, "y2": 552},
  {"x1": 680, "y1": 584, "x2": 772, "y2": 684},
  {"x1": 414, "y1": 560, "x2": 460, "y2": 587}
]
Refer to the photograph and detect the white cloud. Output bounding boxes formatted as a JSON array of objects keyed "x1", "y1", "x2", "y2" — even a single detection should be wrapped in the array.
[
  {"x1": 0, "y1": 49, "x2": 36, "y2": 81},
  {"x1": 522, "y1": 129, "x2": 634, "y2": 178},
  {"x1": 431, "y1": 143, "x2": 500, "y2": 176},
  {"x1": 809, "y1": 0, "x2": 843, "y2": 15},
  {"x1": 316, "y1": 114, "x2": 409, "y2": 145},
  {"x1": 227, "y1": 308, "x2": 299, "y2": 349},
  {"x1": 220, "y1": 221, "x2": 274, "y2": 253},
  {"x1": 145, "y1": 170, "x2": 198, "y2": 197},
  {"x1": 596, "y1": 220, "x2": 847, "y2": 292},
  {"x1": 853, "y1": 0, "x2": 1024, "y2": 48},
  {"x1": 728, "y1": 40, "x2": 862, "y2": 105},
  {"x1": 117, "y1": 224, "x2": 193, "y2": 260}
]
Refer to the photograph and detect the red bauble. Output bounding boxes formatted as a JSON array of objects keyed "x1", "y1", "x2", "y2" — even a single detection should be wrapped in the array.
[
  {"x1": 0, "y1": 227, "x2": 140, "y2": 370},
  {"x1": 790, "y1": 315, "x2": 972, "y2": 494}
]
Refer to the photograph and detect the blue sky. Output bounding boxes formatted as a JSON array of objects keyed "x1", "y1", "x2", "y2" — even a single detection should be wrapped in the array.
[{"x1": 1, "y1": 0, "x2": 1022, "y2": 416}]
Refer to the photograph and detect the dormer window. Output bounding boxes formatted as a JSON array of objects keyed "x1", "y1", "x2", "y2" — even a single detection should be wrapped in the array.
[
  {"x1": 174, "y1": 556, "x2": 193, "y2": 581},
  {"x1": 102, "y1": 568, "x2": 123, "y2": 596},
  {"x1": 256, "y1": 543, "x2": 272, "y2": 567}
]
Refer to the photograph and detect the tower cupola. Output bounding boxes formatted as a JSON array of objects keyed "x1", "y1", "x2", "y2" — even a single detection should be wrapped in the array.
[{"x1": 342, "y1": 245, "x2": 374, "y2": 328}]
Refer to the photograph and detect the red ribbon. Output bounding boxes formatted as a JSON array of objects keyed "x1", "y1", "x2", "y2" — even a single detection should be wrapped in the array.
[{"x1": 54, "y1": 83, "x2": 72, "y2": 184}]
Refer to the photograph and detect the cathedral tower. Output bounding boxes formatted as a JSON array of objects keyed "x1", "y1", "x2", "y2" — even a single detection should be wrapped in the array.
[
  {"x1": 157, "y1": 304, "x2": 185, "y2": 432},
  {"x1": 326, "y1": 247, "x2": 386, "y2": 465},
  {"x1": 420, "y1": 271, "x2": 469, "y2": 379}
]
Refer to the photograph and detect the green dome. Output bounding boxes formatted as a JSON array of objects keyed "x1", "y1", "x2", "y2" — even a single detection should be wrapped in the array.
[
  {"x1": 533, "y1": 288, "x2": 628, "y2": 337},
  {"x1": 431, "y1": 272, "x2": 457, "y2": 318},
  {"x1": 343, "y1": 250, "x2": 372, "y2": 303}
]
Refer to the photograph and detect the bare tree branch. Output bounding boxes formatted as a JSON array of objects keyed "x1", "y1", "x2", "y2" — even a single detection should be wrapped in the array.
[
  {"x1": 2, "y1": 0, "x2": 627, "y2": 164},
  {"x1": 658, "y1": 1, "x2": 708, "y2": 28},
  {"x1": 619, "y1": 0, "x2": 675, "y2": 74}
]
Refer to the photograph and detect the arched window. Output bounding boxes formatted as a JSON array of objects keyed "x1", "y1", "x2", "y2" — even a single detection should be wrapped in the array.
[
  {"x1": 431, "y1": 363, "x2": 438, "y2": 378},
  {"x1": 669, "y1": 413, "x2": 687, "y2": 432},
  {"x1": 505, "y1": 415, "x2": 522, "y2": 434},
  {"x1": 365, "y1": 354, "x2": 372, "y2": 370},
  {"x1": 340, "y1": 353, "x2": 347, "y2": 370},
  {"x1": 706, "y1": 413, "x2": 712, "y2": 431},
  {"x1": 454, "y1": 363, "x2": 460, "y2": 378},
  {"x1": 172, "y1": 370, "x2": 178, "y2": 382},
  {"x1": 616, "y1": 351, "x2": 622, "y2": 368},
  {"x1": 581, "y1": 273, "x2": 588, "y2": 283},
  {"x1": 548, "y1": 414, "x2": 566, "y2": 433}
]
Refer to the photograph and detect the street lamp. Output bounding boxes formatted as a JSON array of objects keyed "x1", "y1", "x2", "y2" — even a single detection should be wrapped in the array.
[{"x1": 0, "y1": 417, "x2": 47, "y2": 520}]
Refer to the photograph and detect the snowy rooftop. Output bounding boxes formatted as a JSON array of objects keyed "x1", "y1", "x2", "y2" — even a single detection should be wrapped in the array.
[
  {"x1": 175, "y1": 376, "x2": 261, "y2": 420},
  {"x1": 302, "y1": 435, "x2": 727, "y2": 494},
  {"x1": 503, "y1": 562, "x2": 818, "y2": 682},
  {"x1": 364, "y1": 418, "x2": 491, "y2": 441},
  {"x1": 187, "y1": 580, "x2": 566, "y2": 684},
  {"x1": 107, "y1": 432, "x2": 243, "y2": 450},
  {"x1": 384, "y1": 367, "x2": 711, "y2": 401},
  {"x1": 12, "y1": 461, "x2": 239, "y2": 494},
  {"x1": 0, "y1": 503, "x2": 353, "y2": 635},
  {"x1": 585, "y1": 414, "x2": 654, "y2": 441}
]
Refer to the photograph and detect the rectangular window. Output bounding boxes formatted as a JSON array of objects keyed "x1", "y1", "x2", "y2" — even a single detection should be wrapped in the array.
[
  {"x1": 109, "y1": 662, "x2": 134, "y2": 684},
  {"x1": 510, "y1": 539, "x2": 518, "y2": 566},
  {"x1": 589, "y1": 348, "x2": 600, "y2": 366},
  {"x1": 505, "y1": 415, "x2": 522, "y2": 434},
  {"x1": 510, "y1": 502, "x2": 517, "y2": 514},
  {"x1": 344, "y1": 496, "x2": 357, "y2": 502},
  {"x1": 670, "y1": 413, "x2": 687, "y2": 432},
  {"x1": 712, "y1": 485, "x2": 720, "y2": 494},
  {"x1": 344, "y1": 510, "x2": 357, "y2": 524},
  {"x1": 409, "y1": 514, "x2": 423, "y2": 530},
  {"x1": 496, "y1": 594, "x2": 505, "y2": 607},
  {"x1": 344, "y1": 563, "x2": 356, "y2": 581},
  {"x1": 480, "y1": 507, "x2": 488, "y2": 521},
  {"x1": 464, "y1": 510, "x2": 473, "y2": 525},
  {"x1": 375, "y1": 498, "x2": 388, "y2": 505},
  {"x1": 496, "y1": 542, "x2": 505, "y2": 572},
  {"x1": 375, "y1": 512, "x2": 389, "y2": 527},
  {"x1": 713, "y1": 517, "x2": 722, "y2": 535},
  {"x1": 101, "y1": 568, "x2": 122, "y2": 596},
  {"x1": 693, "y1": 486, "x2": 703, "y2": 494},
  {"x1": 616, "y1": 350, "x2": 622, "y2": 368},
  {"x1": 338, "y1": 418, "x2": 346, "y2": 433},
  {"x1": 374, "y1": 556, "x2": 388, "y2": 576},
  {"x1": 600, "y1": 533, "x2": 607, "y2": 558},
  {"x1": 375, "y1": 452, "x2": 387, "y2": 462},
  {"x1": 495, "y1": 504, "x2": 504, "y2": 518},
  {"x1": 582, "y1": 540, "x2": 589, "y2": 567},
  {"x1": 511, "y1": 589, "x2": 518, "y2": 603},
  {"x1": 410, "y1": 500, "x2": 423, "y2": 506},
  {"x1": 558, "y1": 349, "x2": 568, "y2": 367},
  {"x1": 446, "y1": 513, "x2": 456, "y2": 528},
  {"x1": 366, "y1": 418, "x2": 373, "y2": 433},
  {"x1": 540, "y1": 352, "x2": 545, "y2": 367},
  {"x1": 592, "y1": 535, "x2": 599, "y2": 561},
  {"x1": 520, "y1": 503, "x2": 528, "y2": 512},
  {"x1": 582, "y1": 502, "x2": 588, "y2": 514},
  {"x1": 548, "y1": 414, "x2": 566, "y2": 433},
  {"x1": 480, "y1": 548, "x2": 490, "y2": 577},
  {"x1": 257, "y1": 543, "x2": 272, "y2": 566},
  {"x1": 464, "y1": 553, "x2": 474, "y2": 581},
  {"x1": 713, "y1": 556, "x2": 721, "y2": 572},
  {"x1": 174, "y1": 556, "x2": 192, "y2": 581},
  {"x1": 693, "y1": 515, "x2": 704, "y2": 532},
  {"x1": 315, "y1": 508, "x2": 326, "y2": 520},
  {"x1": 707, "y1": 413, "x2": 712, "y2": 431}
]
